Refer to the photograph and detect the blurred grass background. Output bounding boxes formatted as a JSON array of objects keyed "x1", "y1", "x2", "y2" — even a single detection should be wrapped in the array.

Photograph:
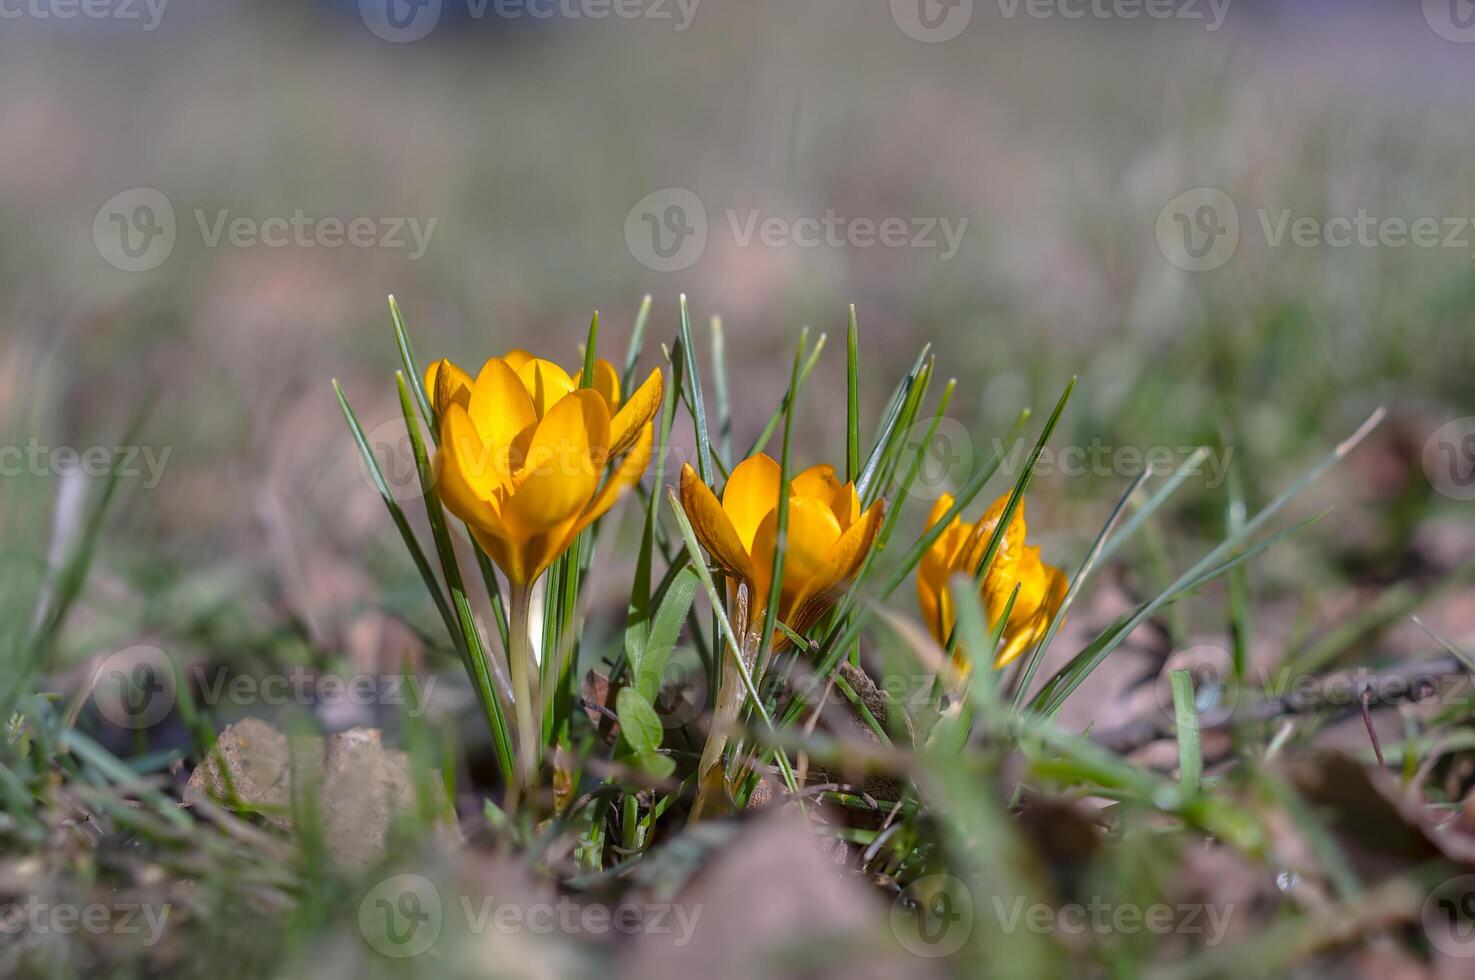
[{"x1": 2, "y1": 0, "x2": 1474, "y2": 722}]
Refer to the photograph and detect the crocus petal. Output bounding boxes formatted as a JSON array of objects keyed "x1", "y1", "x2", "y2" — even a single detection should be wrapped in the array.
[
  {"x1": 436, "y1": 404, "x2": 513, "y2": 526},
  {"x1": 790, "y1": 465, "x2": 854, "y2": 526},
  {"x1": 679, "y1": 463, "x2": 755, "y2": 583},
  {"x1": 955, "y1": 492, "x2": 1025, "y2": 582},
  {"x1": 502, "y1": 349, "x2": 533, "y2": 371},
  {"x1": 785, "y1": 499, "x2": 884, "y2": 634},
  {"x1": 517, "y1": 358, "x2": 577, "y2": 418},
  {"x1": 570, "y1": 420, "x2": 654, "y2": 538},
  {"x1": 992, "y1": 548, "x2": 1068, "y2": 668},
  {"x1": 607, "y1": 367, "x2": 663, "y2": 458},
  {"x1": 424, "y1": 359, "x2": 473, "y2": 416},
  {"x1": 591, "y1": 359, "x2": 622, "y2": 413},
  {"x1": 721, "y1": 453, "x2": 782, "y2": 552},
  {"x1": 467, "y1": 358, "x2": 537, "y2": 453},
  {"x1": 503, "y1": 390, "x2": 607, "y2": 537},
  {"x1": 814, "y1": 499, "x2": 884, "y2": 590},
  {"x1": 749, "y1": 495, "x2": 844, "y2": 610}
]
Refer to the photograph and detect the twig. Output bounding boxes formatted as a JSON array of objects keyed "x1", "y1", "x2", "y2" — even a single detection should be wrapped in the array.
[{"x1": 1092, "y1": 654, "x2": 1471, "y2": 754}]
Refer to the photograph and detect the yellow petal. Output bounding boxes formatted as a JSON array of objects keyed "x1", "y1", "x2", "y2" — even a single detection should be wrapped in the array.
[
  {"x1": 992, "y1": 548, "x2": 1068, "y2": 668},
  {"x1": 424, "y1": 359, "x2": 472, "y2": 416},
  {"x1": 918, "y1": 493, "x2": 966, "y2": 621},
  {"x1": 957, "y1": 492, "x2": 1026, "y2": 584},
  {"x1": 467, "y1": 358, "x2": 537, "y2": 452},
  {"x1": 721, "y1": 454, "x2": 782, "y2": 552},
  {"x1": 679, "y1": 463, "x2": 754, "y2": 582},
  {"x1": 516, "y1": 358, "x2": 577, "y2": 418},
  {"x1": 592, "y1": 360, "x2": 622, "y2": 413},
  {"x1": 785, "y1": 499, "x2": 884, "y2": 637},
  {"x1": 502, "y1": 349, "x2": 533, "y2": 371},
  {"x1": 608, "y1": 368, "x2": 663, "y2": 458},
  {"x1": 790, "y1": 464, "x2": 859, "y2": 526},
  {"x1": 749, "y1": 495, "x2": 843, "y2": 613},
  {"x1": 570, "y1": 420, "x2": 654, "y2": 538},
  {"x1": 436, "y1": 404, "x2": 512, "y2": 526},
  {"x1": 503, "y1": 390, "x2": 607, "y2": 537},
  {"x1": 469, "y1": 524, "x2": 527, "y2": 587}
]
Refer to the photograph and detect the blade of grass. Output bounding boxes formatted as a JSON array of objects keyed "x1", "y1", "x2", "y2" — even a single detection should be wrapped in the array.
[
  {"x1": 710, "y1": 314, "x2": 733, "y2": 465},
  {"x1": 1170, "y1": 668, "x2": 1202, "y2": 793},
  {"x1": 743, "y1": 334, "x2": 828, "y2": 459},
  {"x1": 620, "y1": 294, "x2": 653, "y2": 396},
  {"x1": 846, "y1": 305, "x2": 860, "y2": 482},
  {"x1": 677, "y1": 295, "x2": 714, "y2": 484},
  {"x1": 388, "y1": 295, "x2": 433, "y2": 431},
  {"x1": 394, "y1": 373, "x2": 516, "y2": 787},
  {"x1": 755, "y1": 328, "x2": 810, "y2": 679},
  {"x1": 666, "y1": 489, "x2": 800, "y2": 795},
  {"x1": 1031, "y1": 408, "x2": 1385, "y2": 716},
  {"x1": 332, "y1": 381, "x2": 457, "y2": 641},
  {"x1": 1009, "y1": 465, "x2": 1153, "y2": 710}
]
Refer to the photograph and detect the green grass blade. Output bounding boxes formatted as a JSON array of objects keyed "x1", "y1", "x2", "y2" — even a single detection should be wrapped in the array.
[
  {"x1": 666, "y1": 489, "x2": 801, "y2": 794},
  {"x1": 1030, "y1": 407, "x2": 1384, "y2": 716},
  {"x1": 677, "y1": 294, "x2": 714, "y2": 483},
  {"x1": 710, "y1": 314, "x2": 733, "y2": 465},
  {"x1": 331, "y1": 381, "x2": 457, "y2": 642},
  {"x1": 755, "y1": 328, "x2": 810, "y2": 677},
  {"x1": 1170, "y1": 668, "x2": 1202, "y2": 793},
  {"x1": 846, "y1": 305, "x2": 860, "y2": 482},
  {"x1": 388, "y1": 295, "x2": 434, "y2": 431},
  {"x1": 743, "y1": 335, "x2": 828, "y2": 460},
  {"x1": 393, "y1": 373, "x2": 516, "y2": 788},
  {"x1": 1009, "y1": 465, "x2": 1152, "y2": 710},
  {"x1": 620, "y1": 294, "x2": 653, "y2": 396}
]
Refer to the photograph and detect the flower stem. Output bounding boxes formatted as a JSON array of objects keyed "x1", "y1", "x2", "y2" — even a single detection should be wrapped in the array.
[
  {"x1": 692, "y1": 596, "x2": 755, "y2": 820},
  {"x1": 506, "y1": 583, "x2": 539, "y2": 796}
]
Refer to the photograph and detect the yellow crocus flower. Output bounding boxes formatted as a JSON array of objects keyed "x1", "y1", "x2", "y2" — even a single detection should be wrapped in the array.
[
  {"x1": 425, "y1": 352, "x2": 662, "y2": 586},
  {"x1": 679, "y1": 454, "x2": 883, "y2": 643},
  {"x1": 423, "y1": 349, "x2": 662, "y2": 790},
  {"x1": 917, "y1": 492, "x2": 1067, "y2": 670}
]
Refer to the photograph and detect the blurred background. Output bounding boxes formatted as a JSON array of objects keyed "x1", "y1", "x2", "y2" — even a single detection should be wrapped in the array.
[{"x1": 3, "y1": 0, "x2": 1474, "y2": 743}]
